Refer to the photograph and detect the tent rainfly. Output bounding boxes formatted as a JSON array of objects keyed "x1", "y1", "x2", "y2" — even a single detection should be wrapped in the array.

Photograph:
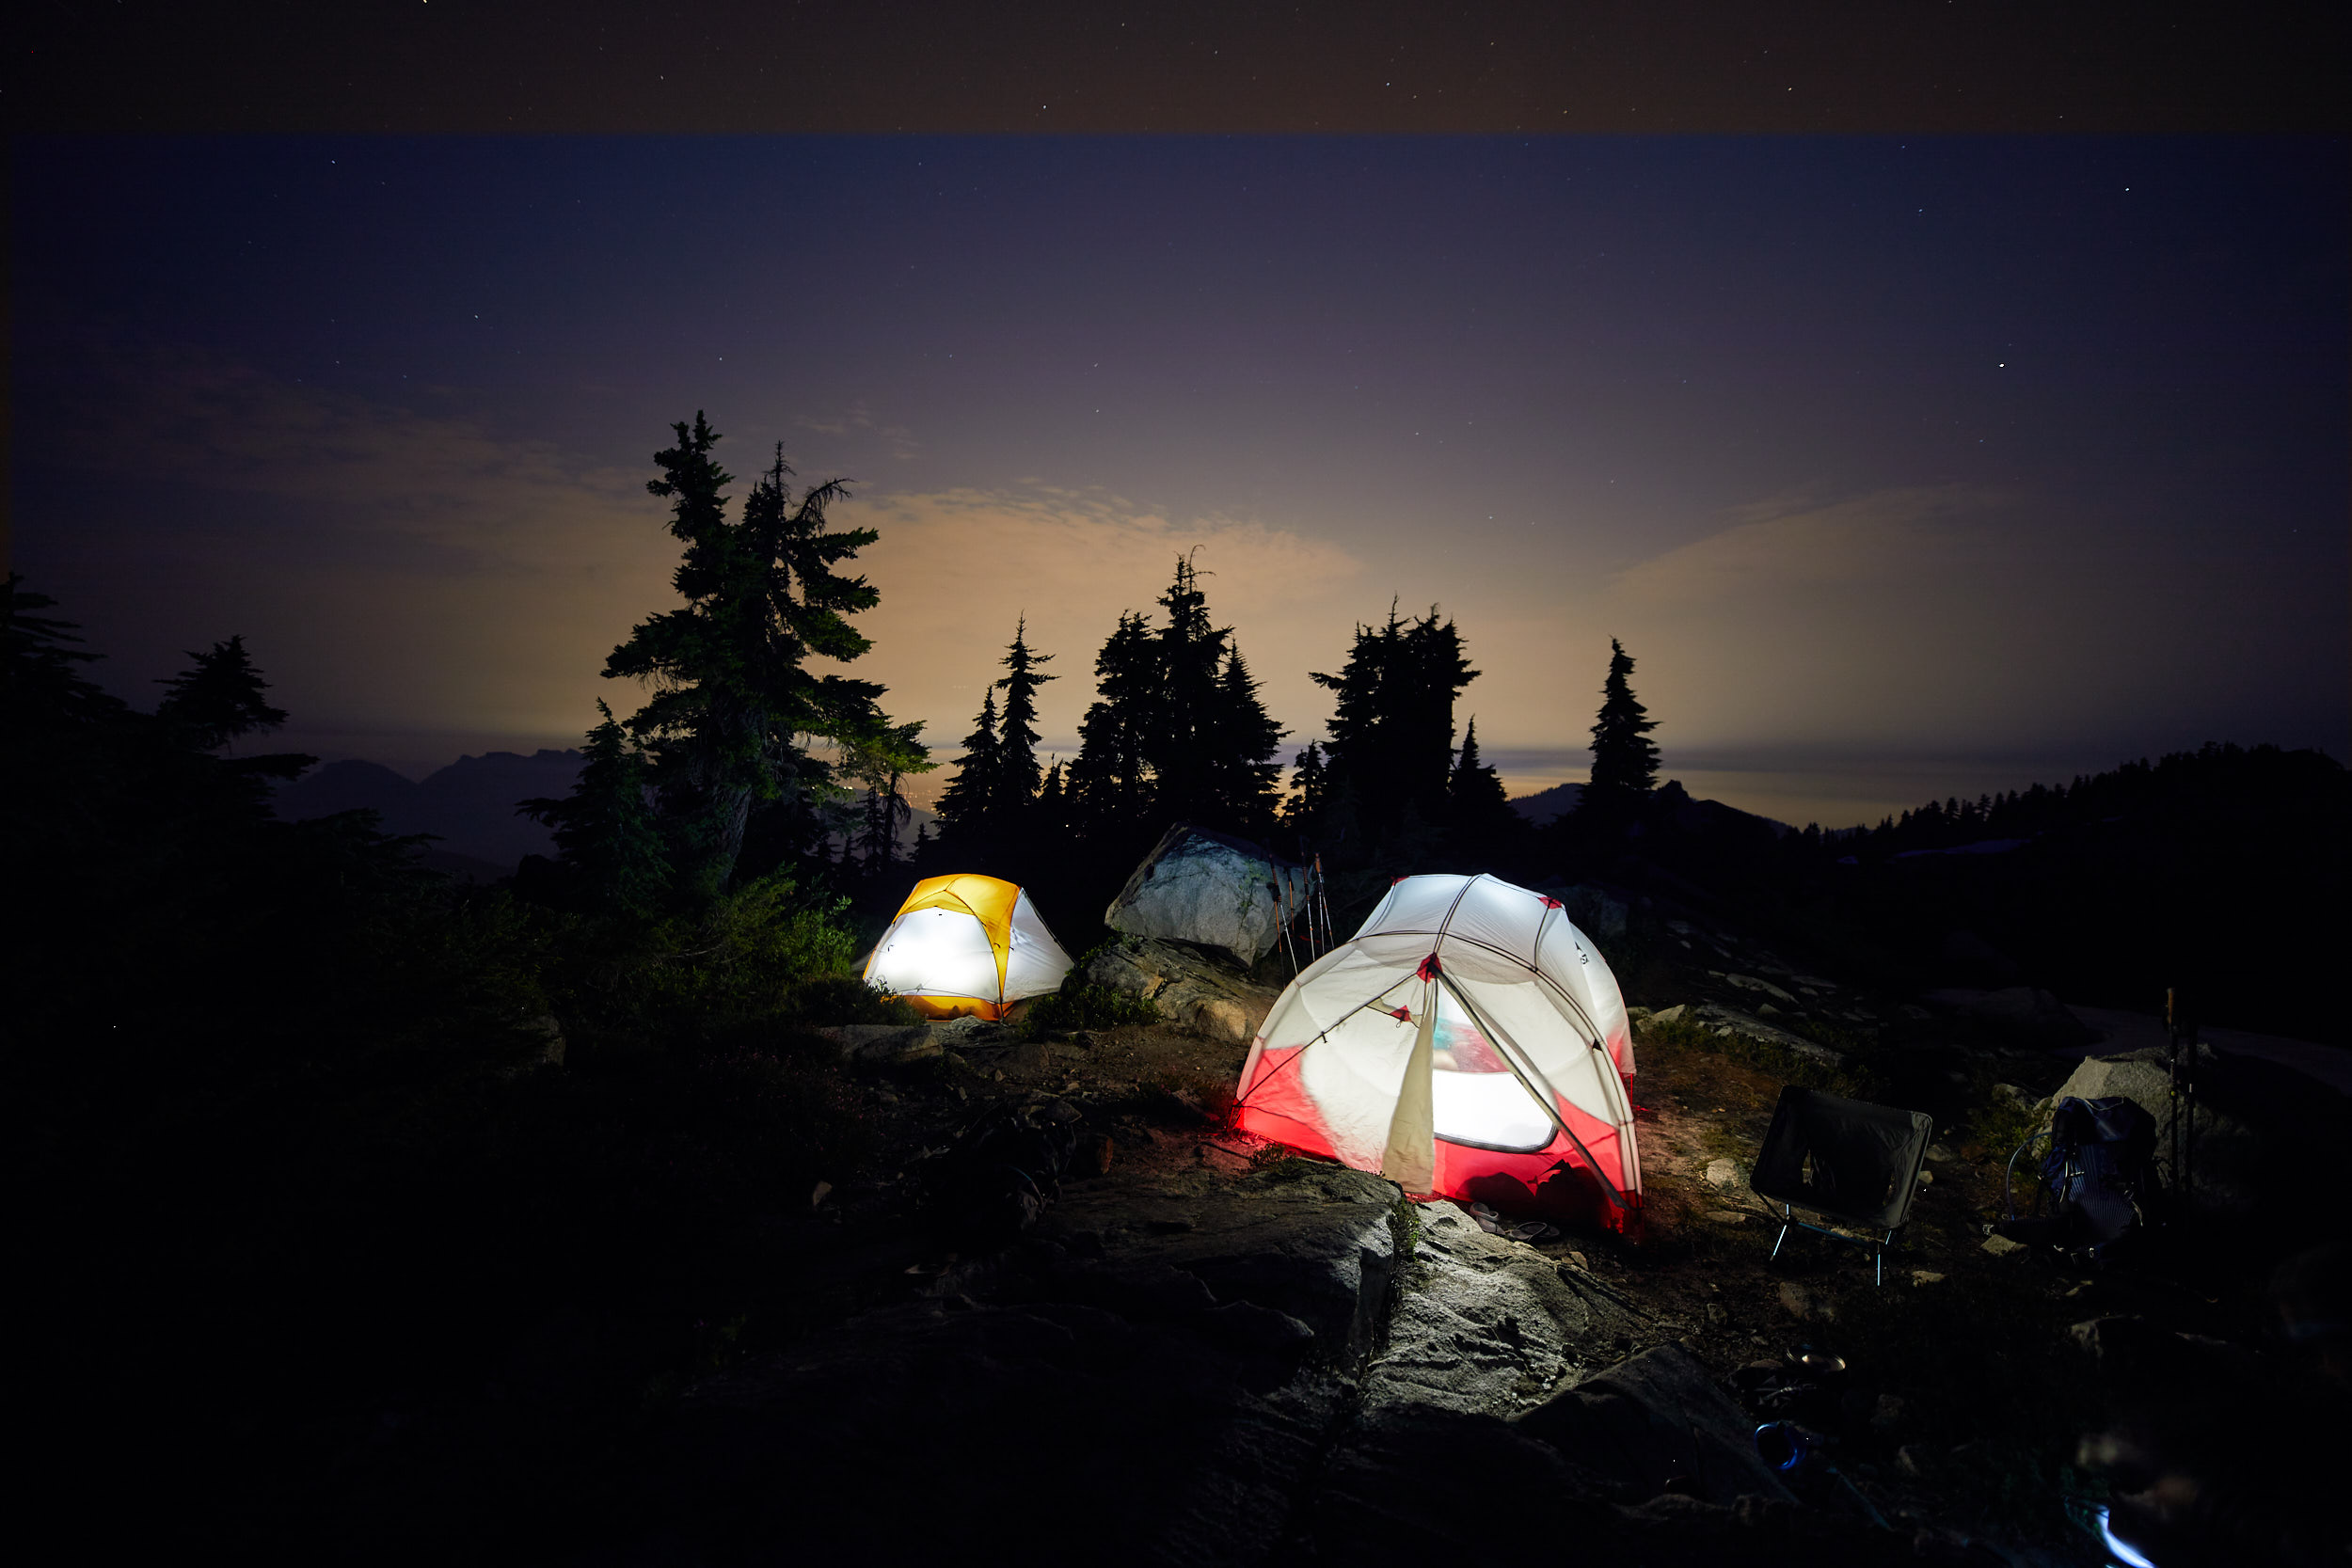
[
  {"x1": 1233, "y1": 873, "x2": 1644, "y2": 1232},
  {"x1": 863, "y1": 874, "x2": 1073, "y2": 1021}
]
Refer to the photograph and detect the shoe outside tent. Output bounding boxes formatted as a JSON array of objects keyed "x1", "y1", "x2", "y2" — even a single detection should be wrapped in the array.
[
  {"x1": 864, "y1": 874, "x2": 1073, "y2": 1021},
  {"x1": 1233, "y1": 873, "x2": 1644, "y2": 1233}
]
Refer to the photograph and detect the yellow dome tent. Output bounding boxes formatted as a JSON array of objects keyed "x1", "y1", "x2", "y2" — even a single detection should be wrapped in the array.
[{"x1": 863, "y1": 874, "x2": 1074, "y2": 1021}]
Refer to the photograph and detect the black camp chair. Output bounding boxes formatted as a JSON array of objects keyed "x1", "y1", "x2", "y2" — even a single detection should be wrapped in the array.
[{"x1": 1750, "y1": 1086, "x2": 1934, "y2": 1287}]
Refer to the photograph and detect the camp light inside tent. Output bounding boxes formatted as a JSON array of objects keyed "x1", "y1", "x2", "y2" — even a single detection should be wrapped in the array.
[
  {"x1": 1233, "y1": 873, "x2": 1644, "y2": 1233},
  {"x1": 863, "y1": 874, "x2": 1073, "y2": 1021}
]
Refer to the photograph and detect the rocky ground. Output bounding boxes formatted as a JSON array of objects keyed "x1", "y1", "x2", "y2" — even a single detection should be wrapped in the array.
[{"x1": 589, "y1": 903, "x2": 2343, "y2": 1567}]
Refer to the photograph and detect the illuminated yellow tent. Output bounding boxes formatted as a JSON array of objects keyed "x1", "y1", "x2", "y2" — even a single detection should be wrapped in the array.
[{"x1": 863, "y1": 874, "x2": 1074, "y2": 1021}]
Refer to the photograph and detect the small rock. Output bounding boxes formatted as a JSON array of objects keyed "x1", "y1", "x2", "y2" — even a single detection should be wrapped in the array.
[
  {"x1": 1914, "y1": 1168, "x2": 1933, "y2": 1186},
  {"x1": 1705, "y1": 1303, "x2": 1729, "y2": 1325},
  {"x1": 1724, "y1": 973, "x2": 1800, "y2": 1006},
  {"x1": 1649, "y1": 1004, "x2": 1690, "y2": 1026},
  {"x1": 1910, "y1": 1270, "x2": 1946, "y2": 1287},
  {"x1": 1756, "y1": 1002, "x2": 1785, "y2": 1018},
  {"x1": 1899, "y1": 1004, "x2": 1931, "y2": 1021},
  {"x1": 1980, "y1": 1233, "x2": 2026, "y2": 1257},
  {"x1": 1778, "y1": 1281, "x2": 1836, "y2": 1323},
  {"x1": 1704, "y1": 1157, "x2": 1739, "y2": 1188},
  {"x1": 1895, "y1": 1444, "x2": 1934, "y2": 1479},
  {"x1": 1705, "y1": 1210, "x2": 1751, "y2": 1226},
  {"x1": 1870, "y1": 1393, "x2": 1909, "y2": 1435}
]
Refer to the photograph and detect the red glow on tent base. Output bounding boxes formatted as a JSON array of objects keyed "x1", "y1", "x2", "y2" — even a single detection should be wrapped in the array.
[{"x1": 1233, "y1": 1101, "x2": 1643, "y2": 1239}]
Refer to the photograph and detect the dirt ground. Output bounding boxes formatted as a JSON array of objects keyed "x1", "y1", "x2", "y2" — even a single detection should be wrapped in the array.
[{"x1": 803, "y1": 969, "x2": 2322, "y2": 1568}]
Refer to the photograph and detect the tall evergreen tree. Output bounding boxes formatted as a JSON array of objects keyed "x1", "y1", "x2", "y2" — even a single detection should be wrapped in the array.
[
  {"x1": 1067, "y1": 610, "x2": 1158, "y2": 839},
  {"x1": 1204, "y1": 644, "x2": 1286, "y2": 834},
  {"x1": 1143, "y1": 554, "x2": 1230, "y2": 823},
  {"x1": 1284, "y1": 742, "x2": 1327, "y2": 831},
  {"x1": 992, "y1": 617, "x2": 1056, "y2": 824},
  {"x1": 1034, "y1": 757, "x2": 1069, "y2": 839},
  {"x1": 842, "y1": 719, "x2": 929, "y2": 875},
  {"x1": 1309, "y1": 604, "x2": 1478, "y2": 843},
  {"x1": 154, "y1": 635, "x2": 288, "y2": 752},
  {"x1": 3, "y1": 575, "x2": 125, "y2": 730},
  {"x1": 1448, "y1": 718, "x2": 1512, "y2": 819},
  {"x1": 1584, "y1": 638, "x2": 1661, "y2": 815},
  {"x1": 604, "y1": 420, "x2": 917, "y2": 895},
  {"x1": 1446, "y1": 716, "x2": 1519, "y2": 859},
  {"x1": 521, "y1": 700, "x2": 669, "y2": 913},
  {"x1": 933, "y1": 687, "x2": 1002, "y2": 849}
]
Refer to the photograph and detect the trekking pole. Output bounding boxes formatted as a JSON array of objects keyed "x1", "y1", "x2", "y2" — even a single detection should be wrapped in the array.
[
  {"x1": 2165, "y1": 988, "x2": 2197, "y2": 1222},
  {"x1": 1277, "y1": 863, "x2": 1300, "y2": 978}
]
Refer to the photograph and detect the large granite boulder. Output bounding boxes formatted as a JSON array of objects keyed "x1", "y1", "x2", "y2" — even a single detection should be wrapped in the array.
[
  {"x1": 1088, "y1": 935, "x2": 1281, "y2": 1045},
  {"x1": 2045, "y1": 1044, "x2": 2263, "y2": 1218},
  {"x1": 1106, "y1": 822, "x2": 1308, "y2": 966}
]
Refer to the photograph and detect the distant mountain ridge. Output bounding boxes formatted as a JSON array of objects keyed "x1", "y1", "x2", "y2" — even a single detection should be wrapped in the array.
[
  {"x1": 1506, "y1": 778, "x2": 1794, "y2": 838},
  {"x1": 273, "y1": 750, "x2": 584, "y2": 870},
  {"x1": 1507, "y1": 781, "x2": 1583, "y2": 826}
]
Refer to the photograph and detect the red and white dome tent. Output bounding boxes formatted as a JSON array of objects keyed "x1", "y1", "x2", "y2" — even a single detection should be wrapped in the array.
[{"x1": 1233, "y1": 873, "x2": 1644, "y2": 1234}]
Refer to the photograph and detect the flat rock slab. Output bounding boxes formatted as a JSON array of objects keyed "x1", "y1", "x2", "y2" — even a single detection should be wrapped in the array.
[
  {"x1": 1359, "y1": 1201, "x2": 1651, "y2": 1421},
  {"x1": 1088, "y1": 935, "x2": 1281, "y2": 1046},
  {"x1": 1045, "y1": 1162, "x2": 1406, "y2": 1360}
]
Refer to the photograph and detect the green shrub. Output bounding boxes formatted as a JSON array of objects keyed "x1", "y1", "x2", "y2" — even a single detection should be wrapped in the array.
[
  {"x1": 1021, "y1": 982, "x2": 1160, "y2": 1036},
  {"x1": 1635, "y1": 1010, "x2": 1867, "y2": 1097}
]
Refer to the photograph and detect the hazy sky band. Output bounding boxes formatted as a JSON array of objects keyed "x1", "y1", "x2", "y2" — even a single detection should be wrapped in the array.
[{"x1": 13, "y1": 136, "x2": 2345, "y2": 827}]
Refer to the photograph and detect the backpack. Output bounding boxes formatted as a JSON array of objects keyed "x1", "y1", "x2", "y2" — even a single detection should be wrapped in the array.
[{"x1": 1997, "y1": 1095, "x2": 2160, "y2": 1259}]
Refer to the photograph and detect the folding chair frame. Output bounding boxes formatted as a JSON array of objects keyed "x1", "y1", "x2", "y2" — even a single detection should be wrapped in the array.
[{"x1": 1768, "y1": 1204, "x2": 1904, "y2": 1287}]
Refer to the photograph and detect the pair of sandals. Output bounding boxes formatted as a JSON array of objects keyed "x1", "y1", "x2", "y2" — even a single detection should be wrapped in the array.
[{"x1": 1467, "y1": 1201, "x2": 1561, "y2": 1243}]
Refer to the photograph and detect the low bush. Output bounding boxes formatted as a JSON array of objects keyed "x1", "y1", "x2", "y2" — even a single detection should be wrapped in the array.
[{"x1": 1021, "y1": 981, "x2": 1161, "y2": 1036}]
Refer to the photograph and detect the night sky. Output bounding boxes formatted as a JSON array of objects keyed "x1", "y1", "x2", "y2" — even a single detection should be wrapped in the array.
[{"x1": 12, "y1": 135, "x2": 2345, "y2": 828}]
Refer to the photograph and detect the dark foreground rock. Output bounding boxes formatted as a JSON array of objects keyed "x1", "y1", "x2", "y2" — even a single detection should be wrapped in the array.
[{"x1": 623, "y1": 1163, "x2": 1911, "y2": 1567}]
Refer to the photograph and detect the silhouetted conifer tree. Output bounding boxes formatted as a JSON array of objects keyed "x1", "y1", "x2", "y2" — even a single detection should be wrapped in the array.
[
  {"x1": 1583, "y1": 638, "x2": 1660, "y2": 816},
  {"x1": 991, "y1": 617, "x2": 1056, "y2": 849},
  {"x1": 1068, "y1": 611, "x2": 1158, "y2": 839},
  {"x1": 155, "y1": 635, "x2": 288, "y2": 752},
  {"x1": 843, "y1": 719, "x2": 928, "y2": 876},
  {"x1": 3, "y1": 575, "x2": 126, "y2": 729},
  {"x1": 604, "y1": 420, "x2": 918, "y2": 895},
  {"x1": 1284, "y1": 743, "x2": 1327, "y2": 831},
  {"x1": 1035, "y1": 756, "x2": 1068, "y2": 838},
  {"x1": 1447, "y1": 718, "x2": 1516, "y2": 847},
  {"x1": 521, "y1": 700, "x2": 669, "y2": 913},
  {"x1": 935, "y1": 687, "x2": 1002, "y2": 852},
  {"x1": 1204, "y1": 645, "x2": 1286, "y2": 834},
  {"x1": 1309, "y1": 603, "x2": 1478, "y2": 844},
  {"x1": 1142, "y1": 554, "x2": 1230, "y2": 824}
]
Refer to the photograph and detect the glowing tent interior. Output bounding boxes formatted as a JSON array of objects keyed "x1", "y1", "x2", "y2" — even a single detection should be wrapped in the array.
[
  {"x1": 863, "y1": 874, "x2": 1074, "y2": 1021},
  {"x1": 1233, "y1": 873, "x2": 1645, "y2": 1232}
]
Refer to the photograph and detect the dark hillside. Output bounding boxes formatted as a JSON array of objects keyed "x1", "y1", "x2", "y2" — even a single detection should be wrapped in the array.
[{"x1": 276, "y1": 749, "x2": 582, "y2": 870}]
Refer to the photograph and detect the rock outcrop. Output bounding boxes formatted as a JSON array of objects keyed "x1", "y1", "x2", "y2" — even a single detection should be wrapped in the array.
[
  {"x1": 1649, "y1": 1003, "x2": 1846, "y2": 1067},
  {"x1": 1923, "y1": 986, "x2": 2093, "y2": 1048},
  {"x1": 1088, "y1": 935, "x2": 1281, "y2": 1045},
  {"x1": 644, "y1": 1162, "x2": 1880, "y2": 1565},
  {"x1": 1105, "y1": 822, "x2": 1308, "y2": 966}
]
